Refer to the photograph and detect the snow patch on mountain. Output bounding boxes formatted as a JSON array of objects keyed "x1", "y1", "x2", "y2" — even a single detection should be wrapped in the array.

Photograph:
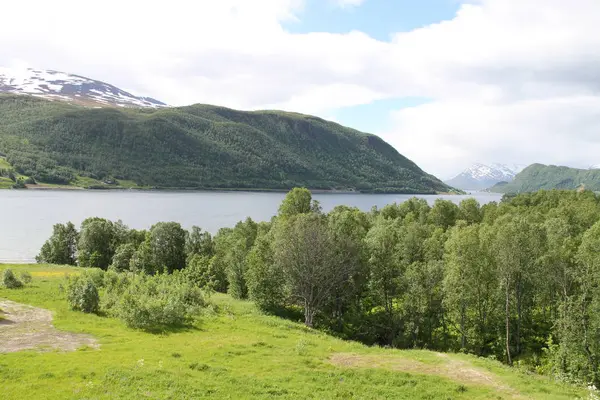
[
  {"x1": 0, "y1": 67, "x2": 166, "y2": 108},
  {"x1": 445, "y1": 163, "x2": 526, "y2": 190}
]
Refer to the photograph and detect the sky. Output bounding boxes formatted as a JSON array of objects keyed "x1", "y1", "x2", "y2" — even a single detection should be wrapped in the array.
[{"x1": 2, "y1": 0, "x2": 600, "y2": 179}]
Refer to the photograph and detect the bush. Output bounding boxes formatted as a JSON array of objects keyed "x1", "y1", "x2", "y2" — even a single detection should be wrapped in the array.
[
  {"x1": 112, "y1": 273, "x2": 204, "y2": 331},
  {"x1": 101, "y1": 270, "x2": 131, "y2": 311},
  {"x1": 66, "y1": 276, "x2": 100, "y2": 314},
  {"x1": 84, "y1": 268, "x2": 106, "y2": 288},
  {"x1": 2, "y1": 269, "x2": 23, "y2": 289},
  {"x1": 19, "y1": 271, "x2": 32, "y2": 284}
]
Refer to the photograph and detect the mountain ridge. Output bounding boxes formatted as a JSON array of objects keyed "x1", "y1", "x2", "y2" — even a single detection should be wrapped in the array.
[
  {"x1": 489, "y1": 163, "x2": 600, "y2": 193},
  {"x1": 0, "y1": 93, "x2": 452, "y2": 193},
  {"x1": 444, "y1": 162, "x2": 524, "y2": 190},
  {"x1": 0, "y1": 67, "x2": 166, "y2": 108}
]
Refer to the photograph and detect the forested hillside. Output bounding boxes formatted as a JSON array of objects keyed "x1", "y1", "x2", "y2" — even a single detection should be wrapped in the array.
[
  {"x1": 490, "y1": 163, "x2": 600, "y2": 193},
  {"x1": 0, "y1": 95, "x2": 450, "y2": 193},
  {"x1": 36, "y1": 188, "x2": 600, "y2": 388}
]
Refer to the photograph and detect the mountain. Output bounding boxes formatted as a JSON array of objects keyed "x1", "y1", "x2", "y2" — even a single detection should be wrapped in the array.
[
  {"x1": 0, "y1": 67, "x2": 166, "y2": 108},
  {"x1": 0, "y1": 94, "x2": 452, "y2": 193},
  {"x1": 444, "y1": 163, "x2": 524, "y2": 190},
  {"x1": 489, "y1": 163, "x2": 600, "y2": 193}
]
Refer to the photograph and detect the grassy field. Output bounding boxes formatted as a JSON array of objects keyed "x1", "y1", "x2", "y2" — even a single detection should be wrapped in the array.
[{"x1": 0, "y1": 264, "x2": 588, "y2": 400}]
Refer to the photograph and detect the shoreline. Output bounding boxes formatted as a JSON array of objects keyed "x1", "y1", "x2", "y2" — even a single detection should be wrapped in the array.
[{"x1": 2, "y1": 185, "x2": 462, "y2": 195}]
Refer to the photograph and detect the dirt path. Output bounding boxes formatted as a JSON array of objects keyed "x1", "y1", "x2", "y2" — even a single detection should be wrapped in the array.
[
  {"x1": 0, "y1": 299, "x2": 98, "y2": 353},
  {"x1": 330, "y1": 352, "x2": 525, "y2": 398}
]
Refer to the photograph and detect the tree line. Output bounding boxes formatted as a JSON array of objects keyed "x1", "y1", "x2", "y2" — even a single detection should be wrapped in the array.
[{"x1": 37, "y1": 188, "x2": 600, "y2": 386}]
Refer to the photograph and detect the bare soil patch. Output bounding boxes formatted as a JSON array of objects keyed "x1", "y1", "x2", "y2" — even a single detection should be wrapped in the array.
[
  {"x1": 0, "y1": 299, "x2": 98, "y2": 353},
  {"x1": 330, "y1": 352, "x2": 523, "y2": 398}
]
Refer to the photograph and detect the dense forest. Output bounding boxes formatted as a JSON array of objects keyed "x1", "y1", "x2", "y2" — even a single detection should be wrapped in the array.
[
  {"x1": 0, "y1": 95, "x2": 451, "y2": 193},
  {"x1": 491, "y1": 163, "x2": 600, "y2": 193},
  {"x1": 36, "y1": 188, "x2": 600, "y2": 387}
]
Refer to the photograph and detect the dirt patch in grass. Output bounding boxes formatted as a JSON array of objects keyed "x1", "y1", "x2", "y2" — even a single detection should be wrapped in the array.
[
  {"x1": 0, "y1": 299, "x2": 99, "y2": 353},
  {"x1": 330, "y1": 352, "x2": 523, "y2": 398}
]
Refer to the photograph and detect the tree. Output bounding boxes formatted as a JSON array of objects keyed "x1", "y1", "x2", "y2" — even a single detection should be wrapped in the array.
[
  {"x1": 130, "y1": 240, "x2": 154, "y2": 275},
  {"x1": 553, "y1": 220, "x2": 600, "y2": 386},
  {"x1": 110, "y1": 243, "x2": 136, "y2": 272},
  {"x1": 323, "y1": 206, "x2": 370, "y2": 334},
  {"x1": 246, "y1": 232, "x2": 286, "y2": 311},
  {"x1": 147, "y1": 222, "x2": 187, "y2": 273},
  {"x1": 36, "y1": 222, "x2": 78, "y2": 265},
  {"x1": 184, "y1": 254, "x2": 217, "y2": 290},
  {"x1": 491, "y1": 215, "x2": 544, "y2": 364},
  {"x1": 403, "y1": 260, "x2": 444, "y2": 348},
  {"x1": 185, "y1": 226, "x2": 214, "y2": 260},
  {"x1": 77, "y1": 218, "x2": 116, "y2": 269},
  {"x1": 444, "y1": 223, "x2": 498, "y2": 354},
  {"x1": 429, "y1": 199, "x2": 459, "y2": 229},
  {"x1": 458, "y1": 198, "x2": 482, "y2": 225},
  {"x1": 223, "y1": 218, "x2": 258, "y2": 299},
  {"x1": 273, "y1": 213, "x2": 347, "y2": 327},
  {"x1": 365, "y1": 216, "x2": 403, "y2": 344},
  {"x1": 278, "y1": 188, "x2": 320, "y2": 218}
]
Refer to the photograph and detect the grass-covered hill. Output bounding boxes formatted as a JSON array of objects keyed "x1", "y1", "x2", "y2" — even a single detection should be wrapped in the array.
[
  {"x1": 0, "y1": 264, "x2": 587, "y2": 400},
  {"x1": 489, "y1": 163, "x2": 600, "y2": 193},
  {"x1": 0, "y1": 95, "x2": 451, "y2": 193}
]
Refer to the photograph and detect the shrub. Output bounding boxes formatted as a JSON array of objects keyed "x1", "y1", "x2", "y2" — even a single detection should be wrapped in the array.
[
  {"x1": 19, "y1": 271, "x2": 32, "y2": 284},
  {"x1": 112, "y1": 273, "x2": 204, "y2": 331},
  {"x1": 2, "y1": 269, "x2": 23, "y2": 289},
  {"x1": 66, "y1": 276, "x2": 100, "y2": 314},
  {"x1": 83, "y1": 268, "x2": 106, "y2": 288},
  {"x1": 101, "y1": 270, "x2": 131, "y2": 311}
]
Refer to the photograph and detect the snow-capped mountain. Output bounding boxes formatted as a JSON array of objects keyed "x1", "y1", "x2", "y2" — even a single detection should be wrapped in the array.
[
  {"x1": 0, "y1": 67, "x2": 166, "y2": 108},
  {"x1": 445, "y1": 163, "x2": 526, "y2": 190}
]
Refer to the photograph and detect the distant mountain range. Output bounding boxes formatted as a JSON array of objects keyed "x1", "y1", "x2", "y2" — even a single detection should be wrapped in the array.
[
  {"x1": 489, "y1": 164, "x2": 600, "y2": 193},
  {"x1": 0, "y1": 67, "x2": 166, "y2": 108},
  {"x1": 444, "y1": 163, "x2": 525, "y2": 190}
]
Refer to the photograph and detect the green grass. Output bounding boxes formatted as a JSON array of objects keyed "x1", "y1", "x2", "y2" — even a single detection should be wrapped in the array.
[
  {"x1": 0, "y1": 176, "x2": 13, "y2": 189},
  {"x1": 0, "y1": 264, "x2": 588, "y2": 400},
  {"x1": 0, "y1": 156, "x2": 10, "y2": 169}
]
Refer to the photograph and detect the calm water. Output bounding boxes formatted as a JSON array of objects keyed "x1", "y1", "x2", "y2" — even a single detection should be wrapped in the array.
[{"x1": 0, "y1": 190, "x2": 502, "y2": 263}]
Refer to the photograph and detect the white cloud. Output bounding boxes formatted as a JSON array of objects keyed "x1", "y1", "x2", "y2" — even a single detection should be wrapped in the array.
[{"x1": 1, "y1": 0, "x2": 600, "y2": 177}]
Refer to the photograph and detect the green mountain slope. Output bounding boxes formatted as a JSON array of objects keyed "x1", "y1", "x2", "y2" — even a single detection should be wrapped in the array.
[
  {"x1": 0, "y1": 95, "x2": 450, "y2": 193},
  {"x1": 489, "y1": 163, "x2": 600, "y2": 193}
]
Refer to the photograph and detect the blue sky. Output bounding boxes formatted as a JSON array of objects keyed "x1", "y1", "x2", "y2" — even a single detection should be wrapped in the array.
[
  {"x1": 285, "y1": 0, "x2": 458, "y2": 134},
  {"x1": 287, "y1": 0, "x2": 460, "y2": 41}
]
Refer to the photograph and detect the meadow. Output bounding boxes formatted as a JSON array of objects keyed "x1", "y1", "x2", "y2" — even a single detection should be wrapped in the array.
[{"x1": 0, "y1": 264, "x2": 588, "y2": 400}]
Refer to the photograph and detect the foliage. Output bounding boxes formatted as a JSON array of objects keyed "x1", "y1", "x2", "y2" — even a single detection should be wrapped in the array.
[
  {"x1": 1, "y1": 269, "x2": 23, "y2": 289},
  {"x1": 66, "y1": 275, "x2": 100, "y2": 314},
  {"x1": 108, "y1": 273, "x2": 204, "y2": 331},
  {"x1": 146, "y1": 222, "x2": 187, "y2": 274},
  {"x1": 77, "y1": 218, "x2": 117, "y2": 269},
  {"x1": 0, "y1": 94, "x2": 451, "y2": 193},
  {"x1": 110, "y1": 243, "x2": 137, "y2": 272},
  {"x1": 36, "y1": 222, "x2": 78, "y2": 265}
]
